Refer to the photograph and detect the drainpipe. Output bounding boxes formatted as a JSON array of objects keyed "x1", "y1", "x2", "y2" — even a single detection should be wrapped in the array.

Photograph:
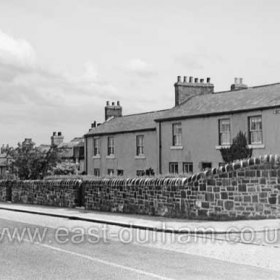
[
  {"x1": 85, "y1": 137, "x2": 88, "y2": 174},
  {"x1": 159, "y1": 122, "x2": 162, "y2": 174}
]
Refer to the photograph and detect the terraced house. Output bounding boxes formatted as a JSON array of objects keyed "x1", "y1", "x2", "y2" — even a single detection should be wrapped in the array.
[{"x1": 85, "y1": 76, "x2": 280, "y2": 177}]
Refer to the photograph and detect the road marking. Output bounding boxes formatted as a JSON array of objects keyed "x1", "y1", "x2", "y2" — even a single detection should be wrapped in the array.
[{"x1": 23, "y1": 239, "x2": 174, "y2": 280}]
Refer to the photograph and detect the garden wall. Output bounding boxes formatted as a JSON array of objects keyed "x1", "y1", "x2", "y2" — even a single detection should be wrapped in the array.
[
  {"x1": 1, "y1": 154, "x2": 280, "y2": 220},
  {"x1": 11, "y1": 179, "x2": 81, "y2": 208}
]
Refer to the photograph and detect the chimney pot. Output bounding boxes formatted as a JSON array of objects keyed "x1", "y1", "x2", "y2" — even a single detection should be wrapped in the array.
[
  {"x1": 117, "y1": 101, "x2": 120, "y2": 106},
  {"x1": 200, "y1": 79, "x2": 204, "y2": 83},
  {"x1": 189, "y1": 76, "x2": 193, "y2": 83},
  {"x1": 234, "y1": 77, "x2": 238, "y2": 84},
  {"x1": 194, "y1": 78, "x2": 198, "y2": 83},
  {"x1": 206, "y1": 77, "x2": 211, "y2": 83},
  {"x1": 58, "y1": 132, "x2": 62, "y2": 136},
  {"x1": 53, "y1": 132, "x2": 56, "y2": 136},
  {"x1": 183, "y1": 76, "x2": 187, "y2": 83},
  {"x1": 106, "y1": 101, "x2": 109, "y2": 106},
  {"x1": 177, "y1": 76, "x2": 181, "y2": 83},
  {"x1": 112, "y1": 102, "x2": 115, "y2": 106},
  {"x1": 239, "y1": 78, "x2": 243, "y2": 84}
]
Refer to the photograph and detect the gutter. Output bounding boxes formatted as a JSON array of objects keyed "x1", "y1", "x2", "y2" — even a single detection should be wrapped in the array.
[
  {"x1": 84, "y1": 127, "x2": 156, "y2": 138},
  {"x1": 159, "y1": 122, "x2": 162, "y2": 174}
]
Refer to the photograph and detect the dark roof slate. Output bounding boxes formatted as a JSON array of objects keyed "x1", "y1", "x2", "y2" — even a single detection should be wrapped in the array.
[
  {"x1": 85, "y1": 109, "x2": 168, "y2": 136},
  {"x1": 156, "y1": 83, "x2": 280, "y2": 121}
]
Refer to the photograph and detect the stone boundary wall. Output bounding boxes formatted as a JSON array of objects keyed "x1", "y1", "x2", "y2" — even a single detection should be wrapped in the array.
[
  {"x1": 11, "y1": 180, "x2": 81, "y2": 208},
  {"x1": 0, "y1": 180, "x2": 8, "y2": 202},
  {"x1": 1, "y1": 154, "x2": 280, "y2": 220},
  {"x1": 83, "y1": 178, "x2": 187, "y2": 217},
  {"x1": 186, "y1": 154, "x2": 280, "y2": 219}
]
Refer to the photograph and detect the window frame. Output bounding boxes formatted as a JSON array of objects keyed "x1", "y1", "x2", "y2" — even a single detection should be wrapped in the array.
[
  {"x1": 169, "y1": 162, "x2": 179, "y2": 174},
  {"x1": 93, "y1": 168, "x2": 100, "y2": 177},
  {"x1": 107, "y1": 169, "x2": 114, "y2": 176},
  {"x1": 201, "y1": 162, "x2": 212, "y2": 171},
  {"x1": 107, "y1": 136, "x2": 115, "y2": 156},
  {"x1": 136, "y1": 170, "x2": 145, "y2": 176},
  {"x1": 172, "y1": 123, "x2": 182, "y2": 146},
  {"x1": 218, "y1": 118, "x2": 231, "y2": 146},
  {"x1": 183, "y1": 162, "x2": 193, "y2": 174},
  {"x1": 248, "y1": 115, "x2": 263, "y2": 145},
  {"x1": 136, "y1": 135, "x2": 144, "y2": 156},
  {"x1": 93, "y1": 137, "x2": 100, "y2": 156}
]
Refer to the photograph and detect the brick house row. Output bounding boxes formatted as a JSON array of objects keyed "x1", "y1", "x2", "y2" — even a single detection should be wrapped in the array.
[{"x1": 84, "y1": 76, "x2": 280, "y2": 177}]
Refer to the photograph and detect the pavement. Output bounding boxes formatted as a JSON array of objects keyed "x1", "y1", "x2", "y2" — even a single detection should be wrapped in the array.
[{"x1": 0, "y1": 202, "x2": 280, "y2": 234}]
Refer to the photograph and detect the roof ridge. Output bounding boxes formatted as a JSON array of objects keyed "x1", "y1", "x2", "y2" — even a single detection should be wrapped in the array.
[
  {"x1": 114, "y1": 108, "x2": 169, "y2": 119},
  {"x1": 251, "y1": 82, "x2": 280, "y2": 89}
]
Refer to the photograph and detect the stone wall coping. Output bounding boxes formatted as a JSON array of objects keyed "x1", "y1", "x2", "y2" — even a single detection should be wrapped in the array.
[
  {"x1": 0, "y1": 154, "x2": 278, "y2": 187},
  {"x1": 187, "y1": 154, "x2": 279, "y2": 184}
]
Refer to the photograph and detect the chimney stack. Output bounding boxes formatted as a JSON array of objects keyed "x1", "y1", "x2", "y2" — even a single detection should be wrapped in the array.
[
  {"x1": 91, "y1": 121, "x2": 97, "y2": 128},
  {"x1": 174, "y1": 75, "x2": 214, "y2": 106},
  {"x1": 230, "y1": 77, "x2": 248, "y2": 91},
  {"x1": 51, "y1": 131, "x2": 64, "y2": 147},
  {"x1": 105, "y1": 101, "x2": 123, "y2": 121}
]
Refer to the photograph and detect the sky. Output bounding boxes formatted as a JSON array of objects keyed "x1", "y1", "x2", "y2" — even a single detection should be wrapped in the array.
[{"x1": 0, "y1": 0, "x2": 280, "y2": 146}]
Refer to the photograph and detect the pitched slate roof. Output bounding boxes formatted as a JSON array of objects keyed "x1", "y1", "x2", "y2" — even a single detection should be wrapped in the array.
[
  {"x1": 85, "y1": 109, "x2": 168, "y2": 136},
  {"x1": 156, "y1": 83, "x2": 280, "y2": 121}
]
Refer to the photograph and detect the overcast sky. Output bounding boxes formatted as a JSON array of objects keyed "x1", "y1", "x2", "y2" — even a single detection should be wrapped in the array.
[{"x1": 0, "y1": 0, "x2": 279, "y2": 146}]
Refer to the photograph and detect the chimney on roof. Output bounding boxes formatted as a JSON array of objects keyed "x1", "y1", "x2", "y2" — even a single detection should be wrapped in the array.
[
  {"x1": 105, "y1": 101, "x2": 122, "y2": 121},
  {"x1": 174, "y1": 75, "x2": 214, "y2": 106},
  {"x1": 230, "y1": 77, "x2": 248, "y2": 91},
  {"x1": 91, "y1": 121, "x2": 97, "y2": 128},
  {"x1": 51, "y1": 131, "x2": 64, "y2": 147}
]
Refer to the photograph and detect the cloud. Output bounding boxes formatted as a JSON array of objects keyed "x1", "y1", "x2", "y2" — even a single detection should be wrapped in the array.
[
  {"x1": 0, "y1": 29, "x2": 119, "y2": 145},
  {"x1": 0, "y1": 30, "x2": 36, "y2": 67},
  {"x1": 174, "y1": 52, "x2": 225, "y2": 70},
  {"x1": 125, "y1": 58, "x2": 156, "y2": 78}
]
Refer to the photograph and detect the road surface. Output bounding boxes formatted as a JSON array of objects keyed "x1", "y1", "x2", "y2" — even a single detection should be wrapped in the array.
[{"x1": 0, "y1": 210, "x2": 280, "y2": 279}]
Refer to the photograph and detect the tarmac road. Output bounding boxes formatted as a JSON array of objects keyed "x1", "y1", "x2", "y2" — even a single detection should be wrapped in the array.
[{"x1": 0, "y1": 210, "x2": 280, "y2": 279}]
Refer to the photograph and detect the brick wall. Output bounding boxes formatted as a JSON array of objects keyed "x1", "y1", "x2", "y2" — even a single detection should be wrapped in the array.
[{"x1": 1, "y1": 154, "x2": 280, "y2": 220}]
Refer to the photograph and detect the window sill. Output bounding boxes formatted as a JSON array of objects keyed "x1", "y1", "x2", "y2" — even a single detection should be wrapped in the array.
[
  {"x1": 106, "y1": 155, "x2": 115, "y2": 159},
  {"x1": 248, "y1": 144, "x2": 265, "y2": 149},
  {"x1": 135, "y1": 155, "x2": 146, "y2": 159},
  {"x1": 215, "y1": 145, "x2": 230, "y2": 150},
  {"x1": 92, "y1": 155, "x2": 101, "y2": 159},
  {"x1": 170, "y1": 146, "x2": 183, "y2": 150}
]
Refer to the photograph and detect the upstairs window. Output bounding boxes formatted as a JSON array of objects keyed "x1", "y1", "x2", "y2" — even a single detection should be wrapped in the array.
[
  {"x1": 172, "y1": 123, "x2": 182, "y2": 146},
  {"x1": 93, "y1": 138, "x2": 100, "y2": 156},
  {"x1": 136, "y1": 135, "x2": 144, "y2": 156},
  {"x1": 107, "y1": 136, "x2": 115, "y2": 155},
  {"x1": 219, "y1": 119, "x2": 231, "y2": 146},
  {"x1": 169, "y1": 162, "x2": 178, "y2": 174},
  {"x1": 249, "y1": 116, "x2": 262, "y2": 144}
]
